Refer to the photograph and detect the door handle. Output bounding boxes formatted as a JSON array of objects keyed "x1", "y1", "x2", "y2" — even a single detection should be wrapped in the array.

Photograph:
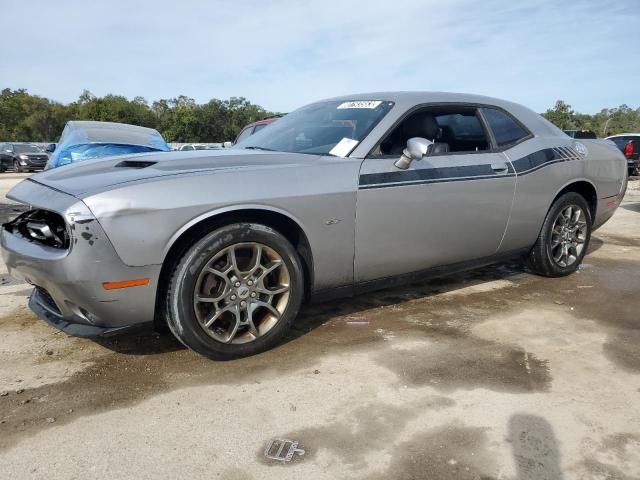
[{"x1": 490, "y1": 162, "x2": 509, "y2": 174}]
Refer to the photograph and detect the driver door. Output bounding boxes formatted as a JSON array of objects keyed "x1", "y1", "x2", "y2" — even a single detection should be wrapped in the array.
[{"x1": 354, "y1": 109, "x2": 516, "y2": 282}]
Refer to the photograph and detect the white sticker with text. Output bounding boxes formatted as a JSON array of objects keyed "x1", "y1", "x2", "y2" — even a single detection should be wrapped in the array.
[
  {"x1": 329, "y1": 137, "x2": 360, "y2": 157},
  {"x1": 337, "y1": 100, "x2": 382, "y2": 109}
]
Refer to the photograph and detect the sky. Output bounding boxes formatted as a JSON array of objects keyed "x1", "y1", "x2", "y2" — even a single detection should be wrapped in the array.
[{"x1": 1, "y1": 0, "x2": 638, "y2": 114}]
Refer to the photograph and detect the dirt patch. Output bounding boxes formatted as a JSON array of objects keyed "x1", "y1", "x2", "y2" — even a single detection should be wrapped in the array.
[
  {"x1": 580, "y1": 432, "x2": 640, "y2": 479},
  {"x1": 375, "y1": 337, "x2": 551, "y2": 393},
  {"x1": 262, "y1": 397, "x2": 454, "y2": 469},
  {"x1": 368, "y1": 424, "x2": 497, "y2": 480}
]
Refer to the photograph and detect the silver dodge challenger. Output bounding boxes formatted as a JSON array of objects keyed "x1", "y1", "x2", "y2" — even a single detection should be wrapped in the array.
[{"x1": 1, "y1": 92, "x2": 627, "y2": 359}]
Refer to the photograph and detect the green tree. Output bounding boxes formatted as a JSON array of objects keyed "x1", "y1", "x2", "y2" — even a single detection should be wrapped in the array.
[{"x1": 542, "y1": 100, "x2": 576, "y2": 130}]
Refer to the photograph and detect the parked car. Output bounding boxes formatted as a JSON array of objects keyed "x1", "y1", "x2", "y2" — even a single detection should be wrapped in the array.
[
  {"x1": 605, "y1": 133, "x2": 640, "y2": 176},
  {"x1": 230, "y1": 114, "x2": 284, "y2": 145},
  {"x1": 46, "y1": 121, "x2": 170, "y2": 169},
  {"x1": 1, "y1": 92, "x2": 626, "y2": 360},
  {"x1": 564, "y1": 129, "x2": 597, "y2": 139},
  {"x1": 0, "y1": 143, "x2": 49, "y2": 172},
  {"x1": 178, "y1": 144, "x2": 222, "y2": 151}
]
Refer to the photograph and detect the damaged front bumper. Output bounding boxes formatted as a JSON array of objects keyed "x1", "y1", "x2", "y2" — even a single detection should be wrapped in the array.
[{"x1": 0, "y1": 179, "x2": 160, "y2": 337}]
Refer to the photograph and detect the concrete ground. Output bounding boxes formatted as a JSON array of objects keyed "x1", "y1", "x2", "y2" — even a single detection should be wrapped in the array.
[{"x1": 0, "y1": 175, "x2": 639, "y2": 479}]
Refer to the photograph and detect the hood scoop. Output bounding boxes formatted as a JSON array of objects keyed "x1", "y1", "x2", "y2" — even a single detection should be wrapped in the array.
[{"x1": 115, "y1": 160, "x2": 158, "y2": 169}]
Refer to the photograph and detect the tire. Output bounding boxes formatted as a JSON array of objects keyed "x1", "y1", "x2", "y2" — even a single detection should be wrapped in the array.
[
  {"x1": 165, "y1": 223, "x2": 304, "y2": 360},
  {"x1": 527, "y1": 192, "x2": 592, "y2": 277},
  {"x1": 0, "y1": 165, "x2": 6, "y2": 173},
  {"x1": 14, "y1": 160, "x2": 23, "y2": 173}
]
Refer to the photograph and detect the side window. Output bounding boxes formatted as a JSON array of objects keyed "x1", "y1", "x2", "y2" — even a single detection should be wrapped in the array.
[
  {"x1": 374, "y1": 107, "x2": 490, "y2": 156},
  {"x1": 434, "y1": 112, "x2": 489, "y2": 152},
  {"x1": 234, "y1": 127, "x2": 254, "y2": 144},
  {"x1": 483, "y1": 108, "x2": 530, "y2": 147}
]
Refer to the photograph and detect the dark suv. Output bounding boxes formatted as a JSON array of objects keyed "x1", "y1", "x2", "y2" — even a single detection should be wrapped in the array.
[
  {"x1": 0, "y1": 143, "x2": 49, "y2": 172},
  {"x1": 564, "y1": 129, "x2": 597, "y2": 139},
  {"x1": 606, "y1": 134, "x2": 640, "y2": 176}
]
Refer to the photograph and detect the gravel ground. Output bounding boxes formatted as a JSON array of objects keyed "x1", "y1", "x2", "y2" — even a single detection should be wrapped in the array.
[{"x1": 0, "y1": 177, "x2": 639, "y2": 479}]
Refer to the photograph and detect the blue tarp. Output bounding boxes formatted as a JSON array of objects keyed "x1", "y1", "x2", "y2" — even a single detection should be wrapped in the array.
[{"x1": 47, "y1": 121, "x2": 170, "y2": 169}]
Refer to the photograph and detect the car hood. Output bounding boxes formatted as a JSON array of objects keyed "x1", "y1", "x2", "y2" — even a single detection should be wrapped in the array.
[{"x1": 26, "y1": 149, "x2": 315, "y2": 197}]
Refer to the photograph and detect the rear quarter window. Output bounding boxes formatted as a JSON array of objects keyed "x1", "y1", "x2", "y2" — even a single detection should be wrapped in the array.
[{"x1": 483, "y1": 108, "x2": 530, "y2": 147}]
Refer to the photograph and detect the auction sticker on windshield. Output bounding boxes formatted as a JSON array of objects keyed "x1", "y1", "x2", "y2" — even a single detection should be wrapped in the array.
[
  {"x1": 337, "y1": 101, "x2": 382, "y2": 109},
  {"x1": 329, "y1": 137, "x2": 359, "y2": 157}
]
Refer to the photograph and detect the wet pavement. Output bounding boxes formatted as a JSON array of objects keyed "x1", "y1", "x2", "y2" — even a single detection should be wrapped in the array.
[{"x1": 0, "y1": 179, "x2": 639, "y2": 479}]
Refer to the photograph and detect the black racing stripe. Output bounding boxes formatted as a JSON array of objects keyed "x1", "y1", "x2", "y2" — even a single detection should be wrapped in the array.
[
  {"x1": 358, "y1": 147, "x2": 571, "y2": 189},
  {"x1": 359, "y1": 174, "x2": 506, "y2": 190},
  {"x1": 359, "y1": 163, "x2": 498, "y2": 187},
  {"x1": 510, "y1": 148, "x2": 562, "y2": 174}
]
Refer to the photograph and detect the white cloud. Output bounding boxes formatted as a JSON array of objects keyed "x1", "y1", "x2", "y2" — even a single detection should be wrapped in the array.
[{"x1": 0, "y1": 0, "x2": 637, "y2": 113}]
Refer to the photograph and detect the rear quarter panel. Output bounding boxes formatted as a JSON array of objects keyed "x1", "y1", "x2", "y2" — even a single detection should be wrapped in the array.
[{"x1": 498, "y1": 136, "x2": 625, "y2": 252}]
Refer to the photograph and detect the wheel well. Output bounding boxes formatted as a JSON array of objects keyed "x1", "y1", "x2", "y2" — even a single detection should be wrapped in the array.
[
  {"x1": 154, "y1": 209, "x2": 314, "y2": 327},
  {"x1": 553, "y1": 181, "x2": 597, "y2": 220}
]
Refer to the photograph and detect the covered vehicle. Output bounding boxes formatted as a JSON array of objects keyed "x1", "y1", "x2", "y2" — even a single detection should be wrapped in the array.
[
  {"x1": 1, "y1": 92, "x2": 627, "y2": 360},
  {"x1": 46, "y1": 121, "x2": 170, "y2": 169}
]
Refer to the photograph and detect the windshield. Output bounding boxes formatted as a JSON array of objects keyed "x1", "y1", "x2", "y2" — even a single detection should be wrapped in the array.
[
  {"x1": 235, "y1": 100, "x2": 394, "y2": 156},
  {"x1": 13, "y1": 144, "x2": 42, "y2": 153}
]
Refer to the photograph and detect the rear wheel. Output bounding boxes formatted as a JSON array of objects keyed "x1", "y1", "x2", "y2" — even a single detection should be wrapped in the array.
[
  {"x1": 165, "y1": 223, "x2": 304, "y2": 360},
  {"x1": 527, "y1": 192, "x2": 592, "y2": 277}
]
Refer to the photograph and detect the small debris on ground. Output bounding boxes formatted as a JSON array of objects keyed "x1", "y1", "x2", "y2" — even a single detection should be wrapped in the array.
[
  {"x1": 0, "y1": 391, "x2": 8, "y2": 397},
  {"x1": 313, "y1": 369, "x2": 320, "y2": 375},
  {"x1": 46, "y1": 417, "x2": 56, "y2": 423},
  {"x1": 16, "y1": 389, "x2": 24, "y2": 394},
  {"x1": 264, "y1": 438, "x2": 306, "y2": 462},
  {"x1": 345, "y1": 319, "x2": 370, "y2": 326}
]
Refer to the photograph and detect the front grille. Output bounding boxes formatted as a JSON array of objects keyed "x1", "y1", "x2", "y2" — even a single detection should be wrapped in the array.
[
  {"x1": 4, "y1": 209, "x2": 70, "y2": 249},
  {"x1": 34, "y1": 286, "x2": 62, "y2": 316}
]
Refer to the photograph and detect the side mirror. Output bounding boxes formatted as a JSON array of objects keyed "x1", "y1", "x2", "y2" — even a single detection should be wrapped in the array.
[
  {"x1": 394, "y1": 137, "x2": 433, "y2": 170},
  {"x1": 45, "y1": 143, "x2": 56, "y2": 153},
  {"x1": 223, "y1": 141, "x2": 233, "y2": 148}
]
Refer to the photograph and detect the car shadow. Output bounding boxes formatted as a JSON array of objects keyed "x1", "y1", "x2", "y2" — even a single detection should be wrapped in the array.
[
  {"x1": 621, "y1": 201, "x2": 640, "y2": 213},
  {"x1": 588, "y1": 236, "x2": 604, "y2": 254},
  {"x1": 91, "y1": 261, "x2": 528, "y2": 356},
  {"x1": 92, "y1": 329, "x2": 186, "y2": 355},
  {"x1": 286, "y1": 261, "x2": 528, "y2": 343}
]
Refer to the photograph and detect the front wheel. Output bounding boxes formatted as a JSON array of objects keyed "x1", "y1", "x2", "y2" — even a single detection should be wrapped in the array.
[
  {"x1": 13, "y1": 160, "x2": 24, "y2": 173},
  {"x1": 527, "y1": 192, "x2": 592, "y2": 277},
  {"x1": 165, "y1": 223, "x2": 304, "y2": 360}
]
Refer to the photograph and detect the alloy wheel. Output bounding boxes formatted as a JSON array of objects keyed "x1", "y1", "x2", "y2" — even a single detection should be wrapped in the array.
[
  {"x1": 193, "y1": 242, "x2": 291, "y2": 344},
  {"x1": 550, "y1": 205, "x2": 588, "y2": 267}
]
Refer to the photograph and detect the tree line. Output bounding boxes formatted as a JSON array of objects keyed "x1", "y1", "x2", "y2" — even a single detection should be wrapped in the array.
[
  {"x1": 0, "y1": 88, "x2": 273, "y2": 143},
  {"x1": 542, "y1": 100, "x2": 640, "y2": 136},
  {"x1": 1, "y1": 88, "x2": 638, "y2": 143}
]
